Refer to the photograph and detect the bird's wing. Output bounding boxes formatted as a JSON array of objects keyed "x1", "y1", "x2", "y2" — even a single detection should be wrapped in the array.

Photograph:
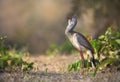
[{"x1": 76, "y1": 32, "x2": 94, "y2": 54}]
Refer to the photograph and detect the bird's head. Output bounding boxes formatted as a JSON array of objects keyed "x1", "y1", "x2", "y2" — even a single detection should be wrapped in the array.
[{"x1": 68, "y1": 16, "x2": 77, "y2": 26}]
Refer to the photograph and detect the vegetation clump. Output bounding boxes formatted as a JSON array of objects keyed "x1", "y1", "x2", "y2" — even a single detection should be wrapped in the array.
[
  {"x1": 92, "y1": 27, "x2": 120, "y2": 76},
  {"x1": 0, "y1": 36, "x2": 34, "y2": 72}
]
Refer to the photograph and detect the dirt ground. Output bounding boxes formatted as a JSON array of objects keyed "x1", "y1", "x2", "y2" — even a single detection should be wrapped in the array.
[{"x1": 0, "y1": 55, "x2": 120, "y2": 82}]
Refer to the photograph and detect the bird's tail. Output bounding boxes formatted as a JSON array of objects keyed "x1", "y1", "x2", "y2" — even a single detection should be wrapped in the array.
[{"x1": 86, "y1": 50, "x2": 96, "y2": 68}]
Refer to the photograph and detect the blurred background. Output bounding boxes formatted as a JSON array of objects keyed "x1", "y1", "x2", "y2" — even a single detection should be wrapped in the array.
[{"x1": 0, "y1": 0, "x2": 120, "y2": 54}]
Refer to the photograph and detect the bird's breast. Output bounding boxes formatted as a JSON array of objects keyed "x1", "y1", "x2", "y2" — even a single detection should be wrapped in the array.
[{"x1": 68, "y1": 33, "x2": 84, "y2": 51}]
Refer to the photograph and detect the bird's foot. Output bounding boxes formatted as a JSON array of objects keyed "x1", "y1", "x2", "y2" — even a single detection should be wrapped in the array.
[{"x1": 79, "y1": 72, "x2": 84, "y2": 79}]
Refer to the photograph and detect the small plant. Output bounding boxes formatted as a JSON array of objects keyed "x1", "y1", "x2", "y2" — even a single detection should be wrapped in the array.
[
  {"x1": 68, "y1": 60, "x2": 92, "y2": 72},
  {"x1": 0, "y1": 36, "x2": 34, "y2": 72},
  {"x1": 91, "y1": 27, "x2": 120, "y2": 76}
]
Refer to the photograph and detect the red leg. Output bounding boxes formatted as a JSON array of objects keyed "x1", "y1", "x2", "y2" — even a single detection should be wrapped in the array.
[{"x1": 80, "y1": 51, "x2": 85, "y2": 74}]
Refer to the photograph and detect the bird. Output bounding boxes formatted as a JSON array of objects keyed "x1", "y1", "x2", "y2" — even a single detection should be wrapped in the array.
[{"x1": 65, "y1": 16, "x2": 96, "y2": 74}]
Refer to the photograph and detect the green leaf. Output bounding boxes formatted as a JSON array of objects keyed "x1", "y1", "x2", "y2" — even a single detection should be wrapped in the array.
[
  {"x1": 98, "y1": 35, "x2": 105, "y2": 40},
  {"x1": 93, "y1": 65, "x2": 99, "y2": 76},
  {"x1": 115, "y1": 39, "x2": 120, "y2": 44},
  {"x1": 91, "y1": 40, "x2": 98, "y2": 48},
  {"x1": 105, "y1": 28, "x2": 112, "y2": 35}
]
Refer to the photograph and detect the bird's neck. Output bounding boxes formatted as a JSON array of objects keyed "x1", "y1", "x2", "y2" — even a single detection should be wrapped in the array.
[{"x1": 65, "y1": 24, "x2": 75, "y2": 35}]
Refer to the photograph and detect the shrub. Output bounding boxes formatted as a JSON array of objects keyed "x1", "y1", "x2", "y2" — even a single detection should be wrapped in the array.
[
  {"x1": 91, "y1": 27, "x2": 120, "y2": 76},
  {"x1": 0, "y1": 36, "x2": 34, "y2": 72}
]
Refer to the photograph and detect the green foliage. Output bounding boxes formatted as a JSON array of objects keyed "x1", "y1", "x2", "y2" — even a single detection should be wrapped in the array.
[
  {"x1": 68, "y1": 60, "x2": 91, "y2": 72},
  {"x1": 0, "y1": 36, "x2": 34, "y2": 72},
  {"x1": 46, "y1": 40, "x2": 74, "y2": 55},
  {"x1": 92, "y1": 27, "x2": 120, "y2": 58},
  {"x1": 91, "y1": 27, "x2": 120, "y2": 76}
]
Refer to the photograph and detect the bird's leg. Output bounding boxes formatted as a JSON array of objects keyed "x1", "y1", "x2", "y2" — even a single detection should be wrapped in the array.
[{"x1": 79, "y1": 51, "x2": 85, "y2": 75}]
